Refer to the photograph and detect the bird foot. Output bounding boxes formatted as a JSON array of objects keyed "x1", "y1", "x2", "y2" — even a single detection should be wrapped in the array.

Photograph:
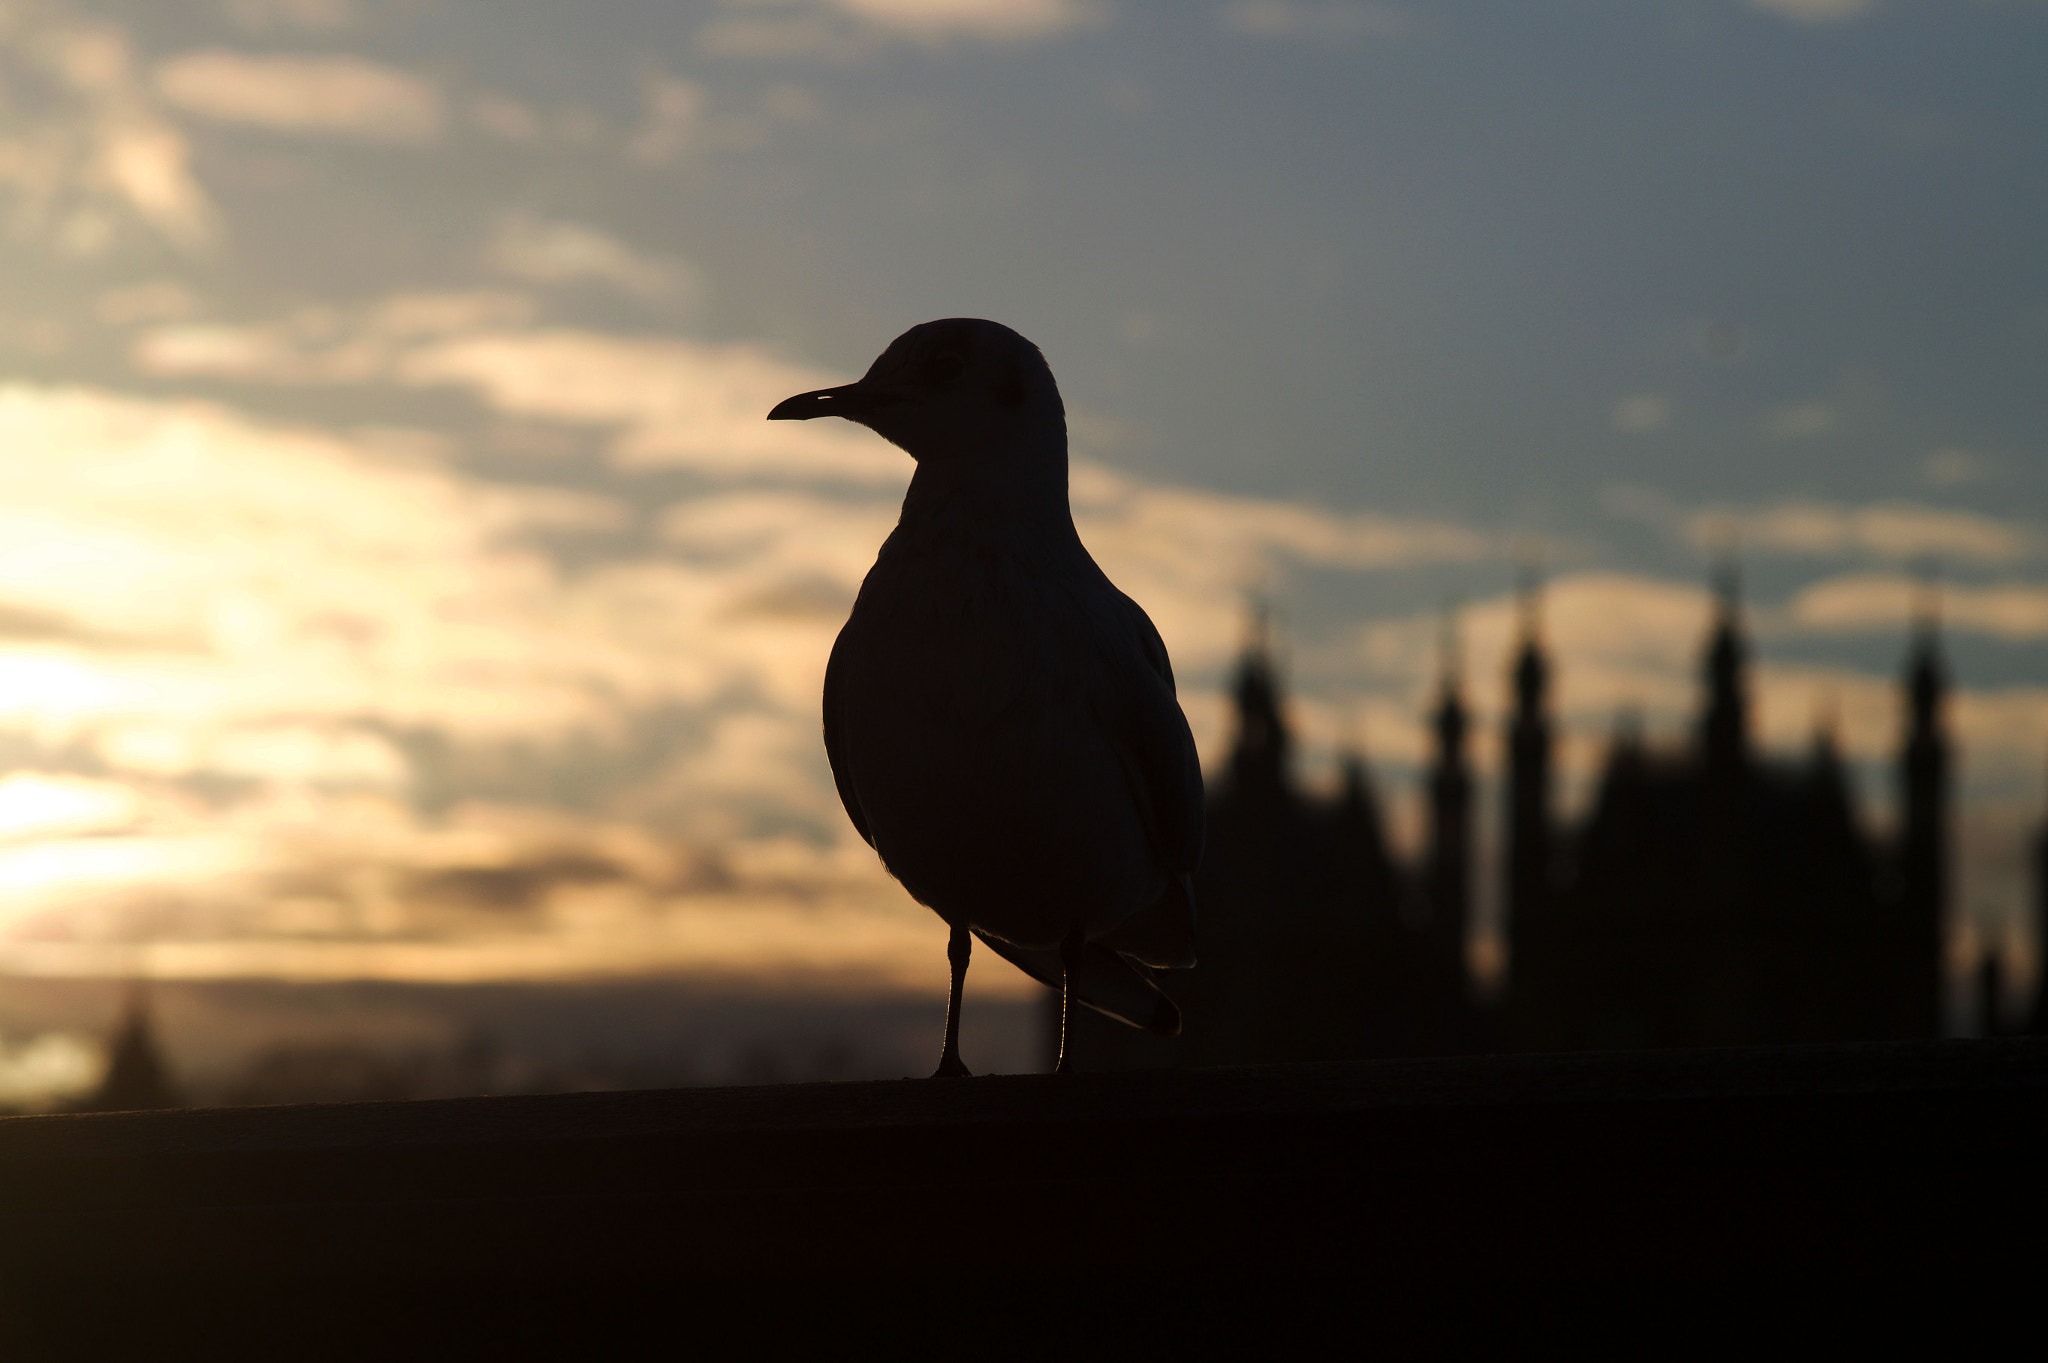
[{"x1": 930, "y1": 1054, "x2": 973, "y2": 1079}]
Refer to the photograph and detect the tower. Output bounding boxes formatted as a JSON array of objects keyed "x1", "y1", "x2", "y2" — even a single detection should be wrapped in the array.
[
  {"x1": 1423, "y1": 613, "x2": 1471, "y2": 993},
  {"x1": 1226, "y1": 604, "x2": 1291, "y2": 805},
  {"x1": 2029, "y1": 751, "x2": 2048, "y2": 1036},
  {"x1": 1505, "y1": 576, "x2": 1553, "y2": 947},
  {"x1": 83, "y1": 985, "x2": 181, "y2": 1113},
  {"x1": 1897, "y1": 607, "x2": 1948, "y2": 1037},
  {"x1": 1699, "y1": 565, "x2": 1750, "y2": 781}
]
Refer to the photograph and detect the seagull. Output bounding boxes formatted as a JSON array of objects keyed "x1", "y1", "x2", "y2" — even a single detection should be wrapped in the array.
[{"x1": 768, "y1": 319, "x2": 1203, "y2": 1076}]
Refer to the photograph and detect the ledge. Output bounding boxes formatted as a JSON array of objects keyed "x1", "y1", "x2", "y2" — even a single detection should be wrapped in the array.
[{"x1": 4, "y1": 1038, "x2": 2042, "y2": 1346}]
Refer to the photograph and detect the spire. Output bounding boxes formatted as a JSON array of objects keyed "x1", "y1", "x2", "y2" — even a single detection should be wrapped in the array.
[
  {"x1": 1433, "y1": 600, "x2": 1467, "y2": 756},
  {"x1": 1907, "y1": 575, "x2": 1944, "y2": 732},
  {"x1": 1897, "y1": 596, "x2": 1948, "y2": 1038},
  {"x1": 1227, "y1": 599, "x2": 1291, "y2": 799},
  {"x1": 1512, "y1": 563, "x2": 1547, "y2": 714},
  {"x1": 1425, "y1": 602, "x2": 1472, "y2": 988},
  {"x1": 1700, "y1": 560, "x2": 1749, "y2": 774},
  {"x1": 1505, "y1": 568, "x2": 1555, "y2": 968},
  {"x1": 83, "y1": 984, "x2": 181, "y2": 1113},
  {"x1": 1809, "y1": 691, "x2": 1841, "y2": 766}
]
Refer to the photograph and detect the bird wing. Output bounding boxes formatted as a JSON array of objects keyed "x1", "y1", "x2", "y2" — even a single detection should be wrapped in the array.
[
  {"x1": 821, "y1": 625, "x2": 873, "y2": 849},
  {"x1": 972, "y1": 929, "x2": 1181, "y2": 1036},
  {"x1": 1078, "y1": 587, "x2": 1204, "y2": 968},
  {"x1": 1105, "y1": 588, "x2": 1205, "y2": 878}
]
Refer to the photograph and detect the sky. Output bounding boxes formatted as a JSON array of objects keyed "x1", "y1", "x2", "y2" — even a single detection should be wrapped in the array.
[{"x1": 0, "y1": 0, "x2": 2044, "y2": 1097}]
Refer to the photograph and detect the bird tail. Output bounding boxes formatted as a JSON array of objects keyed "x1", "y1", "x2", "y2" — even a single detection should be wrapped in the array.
[
  {"x1": 1095, "y1": 873, "x2": 1196, "y2": 969},
  {"x1": 972, "y1": 930, "x2": 1181, "y2": 1036}
]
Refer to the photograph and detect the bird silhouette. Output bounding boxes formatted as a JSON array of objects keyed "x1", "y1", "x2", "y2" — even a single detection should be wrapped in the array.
[{"x1": 769, "y1": 319, "x2": 1203, "y2": 1075}]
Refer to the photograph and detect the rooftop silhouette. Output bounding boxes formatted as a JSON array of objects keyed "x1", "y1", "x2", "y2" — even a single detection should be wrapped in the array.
[{"x1": 1070, "y1": 578, "x2": 1963, "y2": 1068}]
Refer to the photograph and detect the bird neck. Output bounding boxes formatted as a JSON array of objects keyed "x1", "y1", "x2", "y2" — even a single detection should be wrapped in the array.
[{"x1": 899, "y1": 433, "x2": 1076, "y2": 543}]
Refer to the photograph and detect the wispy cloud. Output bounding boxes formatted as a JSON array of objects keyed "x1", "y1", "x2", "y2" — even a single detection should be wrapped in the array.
[
  {"x1": 1685, "y1": 499, "x2": 2037, "y2": 566},
  {"x1": 1610, "y1": 394, "x2": 1670, "y2": 434},
  {"x1": 221, "y1": 0, "x2": 360, "y2": 32},
  {"x1": 1789, "y1": 573, "x2": 2048, "y2": 642},
  {"x1": 0, "y1": 17, "x2": 217, "y2": 251},
  {"x1": 154, "y1": 50, "x2": 444, "y2": 144},
  {"x1": 483, "y1": 215, "x2": 702, "y2": 307},
  {"x1": 396, "y1": 329, "x2": 911, "y2": 482},
  {"x1": 628, "y1": 75, "x2": 707, "y2": 163},
  {"x1": 700, "y1": 0, "x2": 1098, "y2": 59},
  {"x1": 1747, "y1": 0, "x2": 1881, "y2": 28},
  {"x1": 1318, "y1": 568, "x2": 2043, "y2": 812},
  {"x1": 1218, "y1": 2, "x2": 1411, "y2": 41},
  {"x1": 824, "y1": 0, "x2": 1100, "y2": 42},
  {"x1": 1921, "y1": 447, "x2": 1988, "y2": 488},
  {"x1": 1761, "y1": 399, "x2": 1838, "y2": 439},
  {"x1": 1609, "y1": 486, "x2": 2039, "y2": 567}
]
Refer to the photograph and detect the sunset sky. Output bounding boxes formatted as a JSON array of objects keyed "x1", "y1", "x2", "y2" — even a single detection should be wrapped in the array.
[{"x1": 0, "y1": 0, "x2": 2045, "y2": 1096}]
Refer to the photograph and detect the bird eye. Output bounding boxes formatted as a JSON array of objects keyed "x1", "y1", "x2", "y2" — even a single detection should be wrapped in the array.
[{"x1": 923, "y1": 353, "x2": 964, "y2": 385}]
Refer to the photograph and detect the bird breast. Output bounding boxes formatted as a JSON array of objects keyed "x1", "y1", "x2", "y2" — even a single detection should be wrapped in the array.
[{"x1": 830, "y1": 515, "x2": 1168, "y2": 948}]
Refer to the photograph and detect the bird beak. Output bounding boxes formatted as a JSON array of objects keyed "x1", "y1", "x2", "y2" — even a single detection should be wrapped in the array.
[{"x1": 766, "y1": 381, "x2": 903, "y2": 422}]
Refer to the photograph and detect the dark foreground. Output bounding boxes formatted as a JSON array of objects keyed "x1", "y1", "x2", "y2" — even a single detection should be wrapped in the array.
[{"x1": 3, "y1": 1038, "x2": 2042, "y2": 1354}]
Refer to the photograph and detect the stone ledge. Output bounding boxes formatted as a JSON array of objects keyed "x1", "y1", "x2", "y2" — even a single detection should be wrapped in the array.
[{"x1": 2, "y1": 1039, "x2": 2040, "y2": 1348}]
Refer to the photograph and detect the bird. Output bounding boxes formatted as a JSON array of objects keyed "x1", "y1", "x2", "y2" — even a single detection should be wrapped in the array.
[{"x1": 768, "y1": 319, "x2": 1203, "y2": 1076}]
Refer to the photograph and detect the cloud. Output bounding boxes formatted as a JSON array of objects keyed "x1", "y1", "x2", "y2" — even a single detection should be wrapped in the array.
[
  {"x1": 629, "y1": 75, "x2": 707, "y2": 163},
  {"x1": 92, "y1": 116, "x2": 217, "y2": 247},
  {"x1": 0, "y1": 364, "x2": 2037, "y2": 995},
  {"x1": 1746, "y1": 0, "x2": 1880, "y2": 27},
  {"x1": 662, "y1": 491, "x2": 900, "y2": 595},
  {"x1": 1610, "y1": 394, "x2": 1670, "y2": 434},
  {"x1": 154, "y1": 51, "x2": 443, "y2": 144},
  {"x1": 0, "y1": 382, "x2": 637, "y2": 743},
  {"x1": 1684, "y1": 499, "x2": 2037, "y2": 566},
  {"x1": 466, "y1": 93, "x2": 543, "y2": 141},
  {"x1": 1789, "y1": 574, "x2": 2048, "y2": 642},
  {"x1": 699, "y1": 0, "x2": 1097, "y2": 57},
  {"x1": 130, "y1": 291, "x2": 533, "y2": 383},
  {"x1": 483, "y1": 215, "x2": 701, "y2": 306},
  {"x1": 1218, "y1": 2, "x2": 1411, "y2": 40},
  {"x1": 97, "y1": 279, "x2": 202, "y2": 326},
  {"x1": 698, "y1": 14, "x2": 880, "y2": 62},
  {"x1": 1761, "y1": 399, "x2": 1838, "y2": 438},
  {"x1": 220, "y1": 0, "x2": 359, "y2": 31},
  {"x1": 128, "y1": 301, "x2": 902, "y2": 484},
  {"x1": 396, "y1": 329, "x2": 911, "y2": 483},
  {"x1": 1921, "y1": 447, "x2": 1987, "y2": 488},
  {"x1": 826, "y1": 0, "x2": 1099, "y2": 41},
  {"x1": 0, "y1": 1032, "x2": 104, "y2": 1110},
  {"x1": 0, "y1": 377, "x2": 937, "y2": 983},
  {"x1": 0, "y1": 17, "x2": 217, "y2": 251},
  {"x1": 1315, "y1": 569, "x2": 2030, "y2": 816},
  {"x1": 1339, "y1": 572, "x2": 1711, "y2": 722},
  {"x1": 0, "y1": 774, "x2": 144, "y2": 843},
  {"x1": 0, "y1": 348, "x2": 1512, "y2": 990}
]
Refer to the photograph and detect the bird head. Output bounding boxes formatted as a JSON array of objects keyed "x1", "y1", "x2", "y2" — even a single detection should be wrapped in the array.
[{"x1": 767, "y1": 318, "x2": 1065, "y2": 464}]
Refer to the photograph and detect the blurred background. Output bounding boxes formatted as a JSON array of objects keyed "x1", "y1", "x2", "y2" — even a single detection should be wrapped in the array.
[{"x1": 0, "y1": 0, "x2": 2044, "y2": 1110}]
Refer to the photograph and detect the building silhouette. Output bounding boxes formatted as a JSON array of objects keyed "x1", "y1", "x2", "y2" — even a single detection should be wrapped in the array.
[
  {"x1": 76, "y1": 986, "x2": 182, "y2": 1112},
  {"x1": 1066, "y1": 579, "x2": 1950, "y2": 1069},
  {"x1": 1067, "y1": 612, "x2": 1484, "y2": 1069},
  {"x1": 2021, "y1": 759, "x2": 2048, "y2": 1037},
  {"x1": 1506, "y1": 575, "x2": 1946, "y2": 1050}
]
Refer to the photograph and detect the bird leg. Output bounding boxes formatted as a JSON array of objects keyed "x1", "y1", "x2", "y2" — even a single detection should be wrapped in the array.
[
  {"x1": 931, "y1": 923, "x2": 973, "y2": 1078},
  {"x1": 1055, "y1": 923, "x2": 1085, "y2": 1074}
]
